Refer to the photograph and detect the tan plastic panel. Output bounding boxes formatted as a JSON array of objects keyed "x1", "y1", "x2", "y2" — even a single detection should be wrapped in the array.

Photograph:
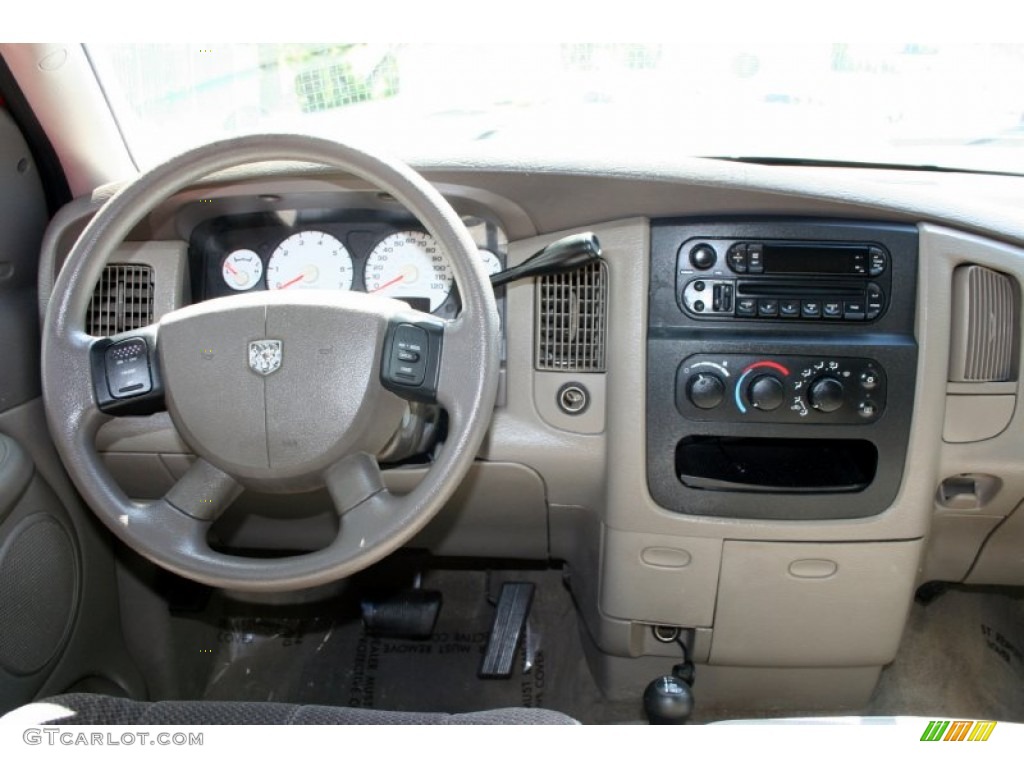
[
  {"x1": 943, "y1": 395, "x2": 1015, "y2": 443},
  {"x1": 102, "y1": 453, "x2": 176, "y2": 498},
  {"x1": 533, "y1": 372, "x2": 606, "y2": 434},
  {"x1": 967, "y1": 498, "x2": 1024, "y2": 584},
  {"x1": 394, "y1": 463, "x2": 549, "y2": 559},
  {"x1": 601, "y1": 528, "x2": 721, "y2": 627},
  {"x1": 921, "y1": 512, "x2": 1004, "y2": 583},
  {"x1": 710, "y1": 540, "x2": 922, "y2": 667},
  {"x1": 580, "y1": 631, "x2": 882, "y2": 711},
  {"x1": 928, "y1": 226, "x2": 1024, "y2": 583}
]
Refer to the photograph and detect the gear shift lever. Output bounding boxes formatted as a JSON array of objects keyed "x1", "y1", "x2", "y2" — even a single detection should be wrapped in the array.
[{"x1": 643, "y1": 634, "x2": 695, "y2": 725}]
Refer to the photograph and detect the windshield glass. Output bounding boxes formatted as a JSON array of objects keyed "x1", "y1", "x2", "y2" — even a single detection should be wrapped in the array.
[{"x1": 86, "y1": 43, "x2": 1024, "y2": 174}]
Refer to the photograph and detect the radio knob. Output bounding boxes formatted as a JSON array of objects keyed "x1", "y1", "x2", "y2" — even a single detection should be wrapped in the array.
[
  {"x1": 809, "y1": 377, "x2": 845, "y2": 413},
  {"x1": 687, "y1": 373, "x2": 725, "y2": 410},
  {"x1": 689, "y1": 244, "x2": 717, "y2": 270},
  {"x1": 748, "y1": 374, "x2": 785, "y2": 411}
]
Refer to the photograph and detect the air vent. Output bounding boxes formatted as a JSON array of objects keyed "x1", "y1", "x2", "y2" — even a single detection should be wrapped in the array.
[
  {"x1": 85, "y1": 264, "x2": 154, "y2": 337},
  {"x1": 949, "y1": 265, "x2": 1018, "y2": 382},
  {"x1": 535, "y1": 261, "x2": 608, "y2": 372}
]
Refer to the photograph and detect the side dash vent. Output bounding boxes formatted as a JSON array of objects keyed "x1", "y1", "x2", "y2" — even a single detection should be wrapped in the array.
[
  {"x1": 949, "y1": 265, "x2": 1018, "y2": 382},
  {"x1": 86, "y1": 264, "x2": 155, "y2": 337},
  {"x1": 535, "y1": 261, "x2": 608, "y2": 372}
]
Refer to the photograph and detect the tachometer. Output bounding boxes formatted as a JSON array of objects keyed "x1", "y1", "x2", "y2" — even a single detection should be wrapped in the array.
[
  {"x1": 364, "y1": 231, "x2": 453, "y2": 312},
  {"x1": 266, "y1": 231, "x2": 354, "y2": 291}
]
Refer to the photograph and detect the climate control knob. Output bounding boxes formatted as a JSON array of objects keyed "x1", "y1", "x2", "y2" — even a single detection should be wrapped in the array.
[
  {"x1": 809, "y1": 376, "x2": 845, "y2": 413},
  {"x1": 748, "y1": 374, "x2": 785, "y2": 411},
  {"x1": 687, "y1": 373, "x2": 725, "y2": 410}
]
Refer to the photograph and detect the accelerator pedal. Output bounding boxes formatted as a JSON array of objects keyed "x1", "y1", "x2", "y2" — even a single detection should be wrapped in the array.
[
  {"x1": 479, "y1": 582, "x2": 535, "y2": 679},
  {"x1": 361, "y1": 590, "x2": 442, "y2": 639}
]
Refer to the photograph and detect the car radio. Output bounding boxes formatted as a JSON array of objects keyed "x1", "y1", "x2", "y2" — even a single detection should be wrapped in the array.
[{"x1": 677, "y1": 238, "x2": 890, "y2": 322}]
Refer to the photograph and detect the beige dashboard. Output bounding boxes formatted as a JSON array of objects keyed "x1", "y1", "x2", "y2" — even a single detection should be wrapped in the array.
[{"x1": 39, "y1": 160, "x2": 1024, "y2": 712}]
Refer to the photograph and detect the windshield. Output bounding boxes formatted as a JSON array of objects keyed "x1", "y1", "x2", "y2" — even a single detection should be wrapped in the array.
[{"x1": 86, "y1": 43, "x2": 1024, "y2": 175}]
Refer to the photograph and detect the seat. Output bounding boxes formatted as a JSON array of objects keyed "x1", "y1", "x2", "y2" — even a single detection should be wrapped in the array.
[{"x1": 5, "y1": 693, "x2": 578, "y2": 725}]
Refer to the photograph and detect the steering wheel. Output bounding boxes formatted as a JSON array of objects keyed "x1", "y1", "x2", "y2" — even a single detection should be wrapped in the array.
[{"x1": 41, "y1": 135, "x2": 500, "y2": 592}]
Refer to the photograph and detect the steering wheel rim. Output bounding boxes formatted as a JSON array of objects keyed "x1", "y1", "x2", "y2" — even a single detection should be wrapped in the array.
[{"x1": 41, "y1": 134, "x2": 500, "y2": 592}]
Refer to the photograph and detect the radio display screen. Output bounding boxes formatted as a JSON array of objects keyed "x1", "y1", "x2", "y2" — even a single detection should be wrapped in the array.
[{"x1": 763, "y1": 244, "x2": 867, "y2": 274}]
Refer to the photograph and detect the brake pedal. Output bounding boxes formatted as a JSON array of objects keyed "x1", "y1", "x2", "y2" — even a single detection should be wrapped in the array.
[
  {"x1": 479, "y1": 582, "x2": 535, "y2": 679},
  {"x1": 361, "y1": 589, "x2": 442, "y2": 639}
]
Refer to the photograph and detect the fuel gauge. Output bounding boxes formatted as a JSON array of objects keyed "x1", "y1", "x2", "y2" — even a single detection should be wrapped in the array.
[{"x1": 222, "y1": 249, "x2": 263, "y2": 291}]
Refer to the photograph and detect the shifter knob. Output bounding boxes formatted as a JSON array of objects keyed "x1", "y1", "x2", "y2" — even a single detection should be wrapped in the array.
[{"x1": 643, "y1": 674, "x2": 695, "y2": 725}]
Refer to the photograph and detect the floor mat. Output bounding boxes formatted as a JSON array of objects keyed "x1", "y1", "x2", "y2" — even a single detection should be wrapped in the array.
[
  {"x1": 167, "y1": 567, "x2": 641, "y2": 724},
  {"x1": 866, "y1": 586, "x2": 1024, "y2": 722}
]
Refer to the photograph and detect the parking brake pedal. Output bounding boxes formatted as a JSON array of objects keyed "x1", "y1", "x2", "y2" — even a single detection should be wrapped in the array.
[{"x1": 479, "y1": 582, "x2": 535, "y2": 679}]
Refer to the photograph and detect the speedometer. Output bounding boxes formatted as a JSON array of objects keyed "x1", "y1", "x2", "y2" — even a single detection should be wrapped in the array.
[
  {"x1": 364, "y1": 231, "x2": 453, "y2": 312},
  {"x1": 266, "y1": 231, "x2": 354, "y2": 291}
]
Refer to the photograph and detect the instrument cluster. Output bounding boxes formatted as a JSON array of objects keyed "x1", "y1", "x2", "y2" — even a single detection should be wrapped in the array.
[{"x1": 191, "y1": 210, "x2": 506, "y2": 319}]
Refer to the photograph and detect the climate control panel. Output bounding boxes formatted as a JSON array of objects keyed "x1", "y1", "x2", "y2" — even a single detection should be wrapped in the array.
[{"x1": 675, "y1": 354, "x2": 886, "y2": 425}]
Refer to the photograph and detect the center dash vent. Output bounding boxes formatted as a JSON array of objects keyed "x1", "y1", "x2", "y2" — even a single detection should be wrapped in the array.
[
  {"x1": 85, "y1": 264, "x2": 154, "y2": 337},
  {"x1": 949, "y1": 264, "x2": 1018, "y2": 382},
  {"x1": 535, "y1": 260, "x2": 608, "y2": 372}
]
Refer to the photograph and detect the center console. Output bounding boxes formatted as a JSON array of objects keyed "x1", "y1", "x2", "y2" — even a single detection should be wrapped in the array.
[{"x1": 647, "y1": 219, "x2": 918, "y2": 519}]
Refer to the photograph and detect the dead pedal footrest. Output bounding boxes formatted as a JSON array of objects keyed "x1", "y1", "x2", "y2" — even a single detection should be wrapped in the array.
[{"x1": 479, "y1": 581, "x2": 535, "y2": 679}]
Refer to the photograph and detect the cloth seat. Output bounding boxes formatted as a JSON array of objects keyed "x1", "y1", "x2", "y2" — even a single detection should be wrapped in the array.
[{"x1": 7, "y1": 693, "x2": 578, "y2": 725}]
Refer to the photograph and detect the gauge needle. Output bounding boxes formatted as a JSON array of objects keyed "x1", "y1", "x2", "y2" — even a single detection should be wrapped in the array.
[
  {"x1": 369, "y1": 274, "x2": 406, "y2": 293},
  {"x1": 224, "y1": 262, "x2": 239, "y2": 276},
  {"x1": 278, "y1": 273, "x2": 307, "y2": 290}
]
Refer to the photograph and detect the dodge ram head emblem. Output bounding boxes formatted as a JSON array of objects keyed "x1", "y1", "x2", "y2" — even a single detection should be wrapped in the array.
[{"x1": 248, "y1": 339, "x2": 282, "y2": 376}]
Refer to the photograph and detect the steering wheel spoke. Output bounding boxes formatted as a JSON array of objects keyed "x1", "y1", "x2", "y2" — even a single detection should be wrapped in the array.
[
  {"x1": 324, "y1": 452, "x2": 390, "y2": 516},
  {"x1": 90, "y1": 323, "x2": 166, "y2": 416},
  {"x1": 164, "y1": 457, "x2": 243, "y2": 522}
]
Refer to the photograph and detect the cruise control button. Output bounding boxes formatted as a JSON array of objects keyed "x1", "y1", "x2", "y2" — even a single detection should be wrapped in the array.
[
  {"x1": 397, "y1": 349, "x2": 420, "y2": 363},
  {"x1": 736, "y1": 298, "x2": 757, "y2": 317},
  {"x1": 779, "y1": 299, "x2": 800, "y2": 317},
  {"x1": 757, "y1": 299, "x2": 778, "y2": 317},
  {"x1": 822, "y1": 301, "x2": 843, "y2": 319},
  {"x1": 801, "y1": 300, "x2": 821, "y2": 318}
]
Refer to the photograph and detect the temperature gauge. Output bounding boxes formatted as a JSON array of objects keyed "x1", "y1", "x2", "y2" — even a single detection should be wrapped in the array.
[{"x1": 222, "y1": 249, "x2": 263, "y2": 291}]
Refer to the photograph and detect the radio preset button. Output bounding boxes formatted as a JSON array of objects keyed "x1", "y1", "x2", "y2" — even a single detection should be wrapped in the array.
[
  {"x1": 801, "y1": 300, "x2": 821, "y2": 318},
  {"x1": 779, "y1": 299, "x2": 800, "y2": 317},
  {"x1": 843, "y1": 301, "x2": 866, "y2": 321},
  {"x1": 726, "y1": 243, "x2": 748, "y2": 273},
  {"x1": 822, "y1": 301, "x2": 843, "y2": 319},
  {"x1": 747, "y1": 243, "x2": 765, "y2": 273},
  {"x1": 736, "y1": 298, "x2": 757, "y2": 317},
  {"x1": 757, "y1": 299, "x2": 778, "y2": 317}
]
